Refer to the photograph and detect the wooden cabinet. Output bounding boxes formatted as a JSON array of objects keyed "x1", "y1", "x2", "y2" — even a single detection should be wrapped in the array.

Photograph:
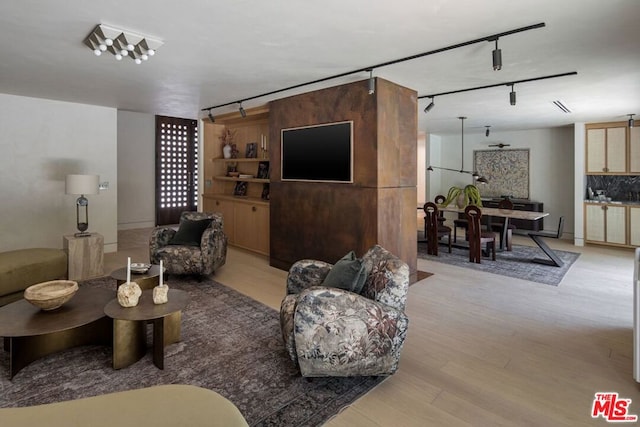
[
  {"x1": 202, "y1": 105, "x2": 270, "y2": 255},
  {"x1": 631, "y1": 206, "x2": 640, "y2": 247},
  {"x1": 584, "y1": 203, "x2": 628, "y2": 246},
  {"x1": 586, "y1": 122, "x2": 629, "y2": 174},
  {"x1": 630, "y1": 127, "x2": 640, "y2": 174}
]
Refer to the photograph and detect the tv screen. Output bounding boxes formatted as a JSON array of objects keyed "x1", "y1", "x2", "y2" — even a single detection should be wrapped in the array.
[{"x1": 281, "y1": 121, "x2": 353, "y2": 183}]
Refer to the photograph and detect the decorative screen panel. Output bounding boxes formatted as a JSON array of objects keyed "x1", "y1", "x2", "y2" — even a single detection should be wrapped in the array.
[{"x1": 156, "y1": 116, "x2": 198, "y2": 225}]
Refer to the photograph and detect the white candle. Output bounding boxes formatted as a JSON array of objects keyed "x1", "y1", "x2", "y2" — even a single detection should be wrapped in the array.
[
  {"x1": 127, "y1": 257, "x2": 131, "y2": 283},
  {"x1": 159, "y1": 260, "x2": 163, "y2": 287}
]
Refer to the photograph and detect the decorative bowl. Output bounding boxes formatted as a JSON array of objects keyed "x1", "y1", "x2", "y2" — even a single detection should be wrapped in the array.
[
  {"x1": 228, "y1": 171, "x2": 240, "y2": 177},
  {"x1": 130, "y1": 263, "x2": 151, "y2": 274},
  {"x1": 24, "y1": 280, "x2": 79, "y2": 311}
]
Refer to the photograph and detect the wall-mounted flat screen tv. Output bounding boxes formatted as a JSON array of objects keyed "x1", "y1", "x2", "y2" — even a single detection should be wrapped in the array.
[{"x1": 281, "y1": 121, "x2": 353, "y2": 183}]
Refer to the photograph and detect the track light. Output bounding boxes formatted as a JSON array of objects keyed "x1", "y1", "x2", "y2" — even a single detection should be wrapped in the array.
[
  {"x1": 208, "y1": 110, "x2": 215, "y2": 123},
  {"x1": 239, "y1": 102, "x2": 246, "y2": 118},
  {"x1": 629, "y1": 114, "x2": 635, "y2": 128},
  {"x1": 485, "y1": 126, "x2": 491, "y2": 137},
  {"x1": 368, "y1": 69, "x2": 375, "y2": 95},
  {"x1": 424, "y1": 97, "x2": 435, "y2": 113},
  {"x1": 509, "y1": 84, "x2": 516, "y2": 106},
  {"x1": 492, "y1": 38, "x2": 502, "y2": 71}
]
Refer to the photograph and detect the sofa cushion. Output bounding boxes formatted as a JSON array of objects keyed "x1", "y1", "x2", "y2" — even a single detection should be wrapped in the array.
[
  {"x1": 168, "y1": 219, "x2": 212, "y2": 246},
  {"x1": 320, "y1": 251, "x2": 367, "y2": 294}
]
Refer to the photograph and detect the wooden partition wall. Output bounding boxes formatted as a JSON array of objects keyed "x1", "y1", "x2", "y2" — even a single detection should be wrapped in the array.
[{"x1": 269, "y1": 78, "x2": 417, "y2": 279}]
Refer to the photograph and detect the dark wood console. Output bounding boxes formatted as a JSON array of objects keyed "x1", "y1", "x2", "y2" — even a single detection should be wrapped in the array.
[{"x1": 482, "y1": 198, "x2": 544, "y2": 232}]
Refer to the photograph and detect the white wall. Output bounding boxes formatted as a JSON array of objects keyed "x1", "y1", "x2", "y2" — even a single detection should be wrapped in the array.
[
  {"x1": 117, "y1": 110, "x2": 156, "y2": 230},
  {"x1": 427, "y1": 126, "x2": 575, "y2": 237},
  {"x1": 0, "y1": 93, "x2": 118, "y2": 252}
]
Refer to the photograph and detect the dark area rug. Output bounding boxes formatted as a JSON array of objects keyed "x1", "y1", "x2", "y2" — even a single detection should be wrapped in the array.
[
  {"x1": 0, "y1": 277, "x2": 385, "y2": 426},
  {"x1": 417, "y1": 242, "x2": 580, "y2": 286}
]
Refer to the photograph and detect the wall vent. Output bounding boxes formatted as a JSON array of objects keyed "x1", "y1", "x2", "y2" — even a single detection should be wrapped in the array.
[{"x1": 553, "y1": 100, "x2": 572, "y2": 113}]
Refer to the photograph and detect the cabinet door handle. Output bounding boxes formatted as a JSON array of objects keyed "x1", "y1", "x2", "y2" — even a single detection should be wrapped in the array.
[
  {"x1": 216, "y1": 201, "x2": 220, "y2": 206},
  {"x1": 513, "y1": 204, "x2": 525, "y2": 208},
  {"x1": 252, "y1": 206, "x2": 257, "y2": 212}
]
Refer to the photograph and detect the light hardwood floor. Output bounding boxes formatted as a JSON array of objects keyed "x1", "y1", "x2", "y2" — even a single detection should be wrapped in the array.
[{"x1": 106, "y1": 228, "x2": 639, "y2": 426}]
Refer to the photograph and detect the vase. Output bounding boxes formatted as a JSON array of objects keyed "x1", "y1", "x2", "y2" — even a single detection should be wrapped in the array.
[
  {"x1": 223, "y1": 144, "x2": 232, "y2": 159},
  {"x1": 456, "y1": 194, "x2": 466, "y2": 208}
]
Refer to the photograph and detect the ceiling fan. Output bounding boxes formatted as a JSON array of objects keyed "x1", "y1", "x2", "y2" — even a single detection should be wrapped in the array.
[{"x1": 489, "y1": 143, "x2": 511, "y2": 149}]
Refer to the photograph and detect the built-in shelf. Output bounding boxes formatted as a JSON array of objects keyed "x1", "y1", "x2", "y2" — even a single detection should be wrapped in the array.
[
  {"x1": 213, "y1": 158, "x2": 269, "y2": 163},
  {"x1": 202, "y1": 193, "x2": 269, "y2": 206},
  {"x1": 213, "y1": 176, "x2": 269, "y2": 184}
]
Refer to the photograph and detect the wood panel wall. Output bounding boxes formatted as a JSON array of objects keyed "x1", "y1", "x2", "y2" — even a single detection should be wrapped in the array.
[{"x1": 269, "y1": 78, "x2": 417, "y2": 279}]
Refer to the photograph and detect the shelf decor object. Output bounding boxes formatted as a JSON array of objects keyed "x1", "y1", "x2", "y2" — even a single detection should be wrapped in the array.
[{"x1": 65, "y1": 174, "x2": 99, "y2": 237}]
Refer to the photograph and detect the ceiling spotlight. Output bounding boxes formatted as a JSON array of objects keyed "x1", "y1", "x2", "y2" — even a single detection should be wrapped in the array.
[
  {"x1": 115, "y1": 53, "x2": 123, "y2": 60},
  {"x1": 368, "y1": 69, "x2": 375, "y2": 95},
  {"x1": 485, "y1": 126, "x2": 491, "y2": 137},
  {"x1": 424, "y1": 97, "x2": 435, "y2": 113},
  {"x1": 84, "y1": 24, "x2": 163, "y2": 64},
  {"x1": 93, "y1": 48, "x2": 102, "y2": 56},
  {"x1": 509, "y1": 84, "x2": 516, "y2": 106},
  {"x1": 239, "y1": 102, "x2": 246, "y2": 118},
  {"x1": 492, "y1": 38, "x2": 502, "y2": 71},
  {"x1": 629, "y1": 114, "x2": 635, "y2": 128},
  {"x1": 134, "y1": 58, "x2": 142, "y2": 65},
  {"x1": 104, "y1": 38, "x2": 113, "y2": 47},
  {"x1": 208, "y1": 111, "x2": 215, "y2": 123}
]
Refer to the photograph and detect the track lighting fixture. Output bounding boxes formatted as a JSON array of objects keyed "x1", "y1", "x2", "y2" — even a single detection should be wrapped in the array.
[
  {"x1": 426, "y1": 117, "x2": 488, "y2": 183},
  {"x1": 368, "y1": 70, "x2": 375, "y2": 95},
  {"x1": 202, "y1": 23, "x2": 545, "y2": 114},
  {"x1": 239, "y1": 102, "x2": 246, "y2": 118},
  {"x1": 208, "y1": 110, "x2": 215, "y2": 123},
  {"x1": 424, "y1": 97, "x2": 435, "y2": 113},
  {"x1": 420, "y1": 72, "x2": 577, "y2": 108},
  {"x1": 629, "y1": 114, "x2": 635, "y2": 128},
  {"x1": 509, "y1": 84, "x2": 516, "y2": 106},
  {"x1": 485, "y1": 126, "x2": 491, "y2": 137},
  {"x1": 491, "y1": 38, "x2": 502, "y2": 71}
]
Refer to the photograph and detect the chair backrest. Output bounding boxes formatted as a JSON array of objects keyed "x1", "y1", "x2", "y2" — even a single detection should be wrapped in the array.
[
  {"x1": 434, "y1": 195, "x2": 446, "y2": 205},
  {"x1": 423, "y1": 202, "x2": 439, "y2": 255},
  {"x1": 497, "y1": 199, "x2": 514, "y2": 210},
  {"x1": 464, "y1": 205, "x2": 483, "y2": 240}
]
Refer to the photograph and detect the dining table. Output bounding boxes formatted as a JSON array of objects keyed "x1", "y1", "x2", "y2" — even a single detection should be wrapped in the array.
[{"x1": 421, "y1": 204, "x2": 562, "y2": 266}]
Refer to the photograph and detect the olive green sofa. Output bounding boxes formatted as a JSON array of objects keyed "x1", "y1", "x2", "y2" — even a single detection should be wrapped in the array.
[
  {"x1": 0, "y1": 248, "x2": 67, "y2": 306},
  {"x1": 0, "y1": 384, "x2": 249, "y2": 427}
]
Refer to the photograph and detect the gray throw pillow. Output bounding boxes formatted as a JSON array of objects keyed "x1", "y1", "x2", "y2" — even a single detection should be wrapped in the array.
[
  {"x1": 168, "y1": 218, "x2": 212, "y2": 246},
  {"x1": 320, "y1": 251, "x2": 368, "y2": 294}
]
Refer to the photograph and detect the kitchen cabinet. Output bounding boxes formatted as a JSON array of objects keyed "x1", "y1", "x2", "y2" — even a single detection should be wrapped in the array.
[
  {"x1": 630, "y1": 206, "x2": 640, "y2": 247},
  {"x1": 586, "y1": 125, "x2": 626, "y2": 173},
  {"x1": 584, "y1": 203, "x2": 627, "y2": 246},
  {"x1": 630, "y1": 126, "x2": 640, "y2": 174}
]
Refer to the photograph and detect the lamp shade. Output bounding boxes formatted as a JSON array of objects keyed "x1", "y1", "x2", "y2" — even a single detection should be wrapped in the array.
[{"x1": 65, "y1": 174, "x2": 99, "y2": 195}]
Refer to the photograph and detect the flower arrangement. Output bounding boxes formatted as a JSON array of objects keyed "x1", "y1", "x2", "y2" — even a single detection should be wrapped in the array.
[{"x1": 219, "y1": 128, "x2": 235, "y2": 146}]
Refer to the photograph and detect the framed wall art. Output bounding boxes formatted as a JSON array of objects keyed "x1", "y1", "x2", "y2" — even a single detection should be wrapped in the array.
[{"x1": 474, "y1": 148, "x2": 530, "y2": 199}]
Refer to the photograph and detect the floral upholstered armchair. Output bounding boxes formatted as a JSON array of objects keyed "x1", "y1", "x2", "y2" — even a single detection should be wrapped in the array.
[
  {"x1": 149, "y1": 211, "x2": 227, "y2": 276},
  {"x1": 279, "y1": 245, "x2": 410, "y2": 377}
]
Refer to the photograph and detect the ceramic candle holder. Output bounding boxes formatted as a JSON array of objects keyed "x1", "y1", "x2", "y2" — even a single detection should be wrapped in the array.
[
  {"x1": 117, "y1": 281, "x2": 142, "y2": 307},
  {"x1": 153, "y1": 284, "x2": 169, "y2": 304}
]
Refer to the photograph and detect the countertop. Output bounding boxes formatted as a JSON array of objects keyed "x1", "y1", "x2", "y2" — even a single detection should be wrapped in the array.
[{"x1": 584, "y1": 200, "x2": 640, "y2": 205}]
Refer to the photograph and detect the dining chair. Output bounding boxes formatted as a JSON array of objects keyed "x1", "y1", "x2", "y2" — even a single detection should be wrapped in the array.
[
  {"x1": 465, "y1": 205, "x2": 496, "y2": 263},
  {"x1": 423, "y1": 202, "x2": 452, "y2": 255},
  {"x1": 490, "y1": 199, "x2": 516, "y2": 251},
  {"x1": 434, "y1": 195, "x2": 447, "y2": 225}
]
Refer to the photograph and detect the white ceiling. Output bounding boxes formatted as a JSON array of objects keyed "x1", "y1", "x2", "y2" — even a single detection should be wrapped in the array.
[{"x1": 1, "y1": 0, "x2": 639, "y2": 135}]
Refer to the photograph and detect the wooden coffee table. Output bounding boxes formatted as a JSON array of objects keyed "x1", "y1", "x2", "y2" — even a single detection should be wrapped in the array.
[
  {"x1": 104, "y1": 289, "x2": 189, "y2": 370},
  {"x1": 0, "y1": 287, "x2": 114, "y2": 379},
  {"x1": 110, "y1": 264, "x2": 164, "y2": 290}
]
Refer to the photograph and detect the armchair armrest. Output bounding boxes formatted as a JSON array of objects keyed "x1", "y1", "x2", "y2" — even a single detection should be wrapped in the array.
[
  {"x1": 286, "y1": 260, "x2": 333, "y2": 295},
  {"x1": 200, "y1": 223, "x2": 228, "y2": 275},
  {"x1": 149, "y1": 227, "x2": 176, "y2": 264},
  {"x1": 293, "y1": 287, "x2": 409, "y2": 376}
]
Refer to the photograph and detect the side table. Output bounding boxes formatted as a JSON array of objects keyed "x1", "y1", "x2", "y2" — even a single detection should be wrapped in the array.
[
  {"x1": 104, "y1": 289, "x2": 189, "y2": 370},
  {"x1": 63, "y1": 233, "x2": 104, "y2": 280},
  {"x1": 111, "y1": 264, "x2": 164, "y2": 290}
]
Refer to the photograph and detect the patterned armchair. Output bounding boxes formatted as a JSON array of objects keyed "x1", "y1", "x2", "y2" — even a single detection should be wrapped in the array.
[
  {"x1": 279, "y1": 245, "x2": 410, "y2": 377},
  {"x1": 149, "y1": 211, "x2": 227, "y2": 276}
]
